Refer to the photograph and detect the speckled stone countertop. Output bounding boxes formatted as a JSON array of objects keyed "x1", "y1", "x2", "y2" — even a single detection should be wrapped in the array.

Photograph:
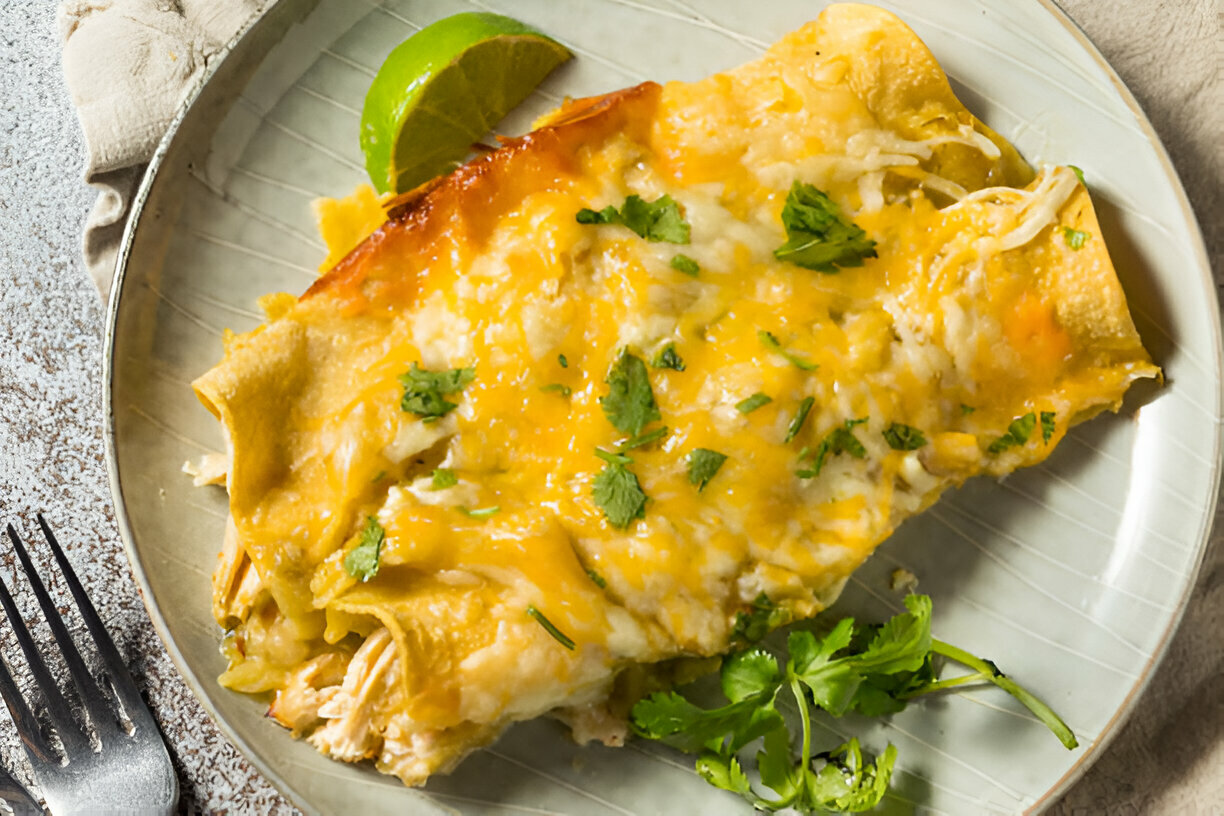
[{"x1": 1, "y1": 1, "x2": 1220, "y2": 813}]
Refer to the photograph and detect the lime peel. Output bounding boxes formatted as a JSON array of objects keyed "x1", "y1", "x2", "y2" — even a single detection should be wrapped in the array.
[{"x1": 360, "y1": 12, "x2": 572, "y2": 194}]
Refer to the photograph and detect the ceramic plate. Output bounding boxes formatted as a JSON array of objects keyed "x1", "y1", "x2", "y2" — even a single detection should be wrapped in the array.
[{"x1": 104, "y1": 1, "x2": 1221, "y2": 813}]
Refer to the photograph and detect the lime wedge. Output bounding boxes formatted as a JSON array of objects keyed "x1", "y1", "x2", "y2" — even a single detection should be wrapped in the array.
[{"x1": 360, "y1": 12, "x2": 572, "y2": 194}]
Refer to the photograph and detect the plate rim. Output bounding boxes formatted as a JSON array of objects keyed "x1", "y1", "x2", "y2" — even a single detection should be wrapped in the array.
[{"x1": 101, "y1": 1, "x2": 1224, "y2": 813}]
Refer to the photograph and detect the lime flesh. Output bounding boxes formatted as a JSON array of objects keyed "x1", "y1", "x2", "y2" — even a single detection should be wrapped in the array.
[{"x1": 360, "y1": 12, "x2": 572, "y2": 194}]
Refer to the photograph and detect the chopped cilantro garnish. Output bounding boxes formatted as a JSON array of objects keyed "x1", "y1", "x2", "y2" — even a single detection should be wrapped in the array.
[
  {"x1": 687, "y1": 448, "x2": 728, "y2": 492},
  {"x1": 1061, "y1": 227, "x2": 1090, "y2": 250},
  {"x1": 1068, "y1": 164, "x2": 1086, "y2": 185},
  {"x1": 458, "y1": 505, "x2": 500, "y2": 519},
  {"x1": 758, "y1": 330, "x2": 818, "y2": 371},
  {"x1": 987, "y1": 412, "x2": 1037, "y2": 454},
  {"x1": 785, "y1": 397, "x2": 815, "y2": 442},
  {"x1": 595, "y1": 448, "x2": 634, "y2": 465},
  {"x1": 576, "y1": 194, "x2": 690, "y2": 244},
  {"x1": 670, "y1": 253, "x2": 701, "y2": 276},
  {"x1": 731, "y1": 592, "x2": 788, "y2": 644},
  {"x1": 630, "y1": 594, "x2": 1076, "y2": 812},
  {"x1": 539, "y1": 383, "x2": 572, "y2": 396},
  {"x1": 593, "y1": 460, "x2": 647, "y2": 528},
  {"x1": 1041, "y1": 411, "x2": 1056, "y2": 443},
  {"x1": 558, "y1": 353, "x2": 568, "y2": 368},
  {"x1": 601, "y1": 350, "x2": 661, "y2": 436},
  {"x1": 773, "y1": 181, "x2": 878, "y2": 272},
  {"x1": 651, "y1": 343, "x2": 686, "y2": 371},
  {"x1": 882, "y1": 422, "x2": 927, "y2": 451},
  {"x1": 961, "y1": 403, "x2": 976, "y2": 416},
  {"x1": 371, "y1": 470, "x2": 387, "y2": 483},
  {"x1": 586, "y1": 569, "x2": 607, "y2": 589},
  {"x1": 526, "y1": 605, "x2": 575, "y2": 650},
  {"x1": 343, "y1": 516, "x2": 384, "y2": 582},
  {"x1": 399, "y1": 363, "x2": 475, "y2": 420},
  {"x1": 431, "y1": 468, "x2": 457, "y2": 489},
  {"x1": 798, "y1": 418, "x2": 868, "y2": 478},
  {"x1": 576, "y1": 204, "x2": 619, "y2": 224},
  {"x1": 736, "y1": 392, "x2": 773, "y2": 414},
  {"x1": 620, "y1": 426, "x2": 669, "y2": 451}
]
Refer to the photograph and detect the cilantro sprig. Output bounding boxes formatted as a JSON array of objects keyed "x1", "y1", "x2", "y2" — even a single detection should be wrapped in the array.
[
  {"x1": 774, "y1": 182, "x2": 877, "y2": 272},
  {"x1": 577, "y1": 194, "x2": 691, "y2": 244},
  {"x1": 631, "y1": 595, "x2": 1077, "y2": 813}
]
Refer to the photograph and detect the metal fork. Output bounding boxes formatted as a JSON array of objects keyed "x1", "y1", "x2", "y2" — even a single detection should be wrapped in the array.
[{"x1": 0, "y1": 516, "x2": 177, "y2": 815}]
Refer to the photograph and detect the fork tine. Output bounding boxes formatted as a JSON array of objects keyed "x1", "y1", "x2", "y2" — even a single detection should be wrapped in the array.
[
  {"x1": 0, "y1": 750, "x2": 43, "y2": 816},
  {"x1": 0, "y1": 556, "x2": 90, "y2": 758},
  {"x1": 36, "y1": 514, "x2": 153, "y2": 730},
  {"x1": 6, "y1": 523, "x2": 119, "y2": 747},
  {"x1": 0, "y1": 593, "x2": 56, "y2": 764}
]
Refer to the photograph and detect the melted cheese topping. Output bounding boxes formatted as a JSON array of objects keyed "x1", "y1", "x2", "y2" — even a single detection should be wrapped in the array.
[{"x1": 193, "y1": 4, "x2": 1157, "y2": 786}]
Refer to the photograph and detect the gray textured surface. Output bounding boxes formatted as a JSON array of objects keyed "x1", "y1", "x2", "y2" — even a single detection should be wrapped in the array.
[{"x1": 0, "y1": 1, "x2": 1219, "y2": 814}]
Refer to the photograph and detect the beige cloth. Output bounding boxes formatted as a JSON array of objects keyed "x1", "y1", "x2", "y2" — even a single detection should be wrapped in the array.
[{"x1": 59, "y1": 0, "x2": 268, "y2": 297}]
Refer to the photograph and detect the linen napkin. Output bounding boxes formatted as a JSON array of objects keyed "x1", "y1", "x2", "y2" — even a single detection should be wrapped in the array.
[{"x1": 59, "y1": 0, "x2": 269, "y2": 298}]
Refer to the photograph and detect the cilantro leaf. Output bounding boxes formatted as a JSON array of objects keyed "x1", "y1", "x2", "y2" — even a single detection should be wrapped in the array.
[
  {"x1": 774, "y1": 181, "x2": 878, "y2": 272},
  {"x1": 600, "y1": 350, "x2": 661, "y2": 435},
  {"x1": 431, "y1": 468, "x2": 457, "y2": 489},
  {"x1": 687, "y1": 448, "x2": 728, "y2": 492},
  {"x1": 586, "y1": 568, "x2": 607, "y2": 588},
  {"x1": 798, "y1": 418, "x2": 868, "y2": 478},
  {"x1": 987, "y1": 412, "x2": 1037, "y2": 454},
  {"x1": 788, "y1": 619, "x2": 861, "y2": 715},
  {"x1": 670, "y1": 253, "x2": 701, "y2": 276},
  {"x1": 789, "y1": 595, "x2": 931, "y2": 717},
  {"x1": 558, "y1": 353, "x2": 568, "y2": 368},
  {"x1": 577, "y1": 195, "x2": 691, "y2": 243},
  {"x1": 343, "y1": 516, "x2": 385, "y2": 582},
  {"x1": 882, "y1": 422, "x2": 927, "y2": 451},
  {"x1": 736, "y1": 392, "x2": 772, "y2": 414},
  {"x1": 1068, "y1": 164, "x2": 1086, "y2": 185},
  {"x1": 696, "y1": 752, "x2": 753, "y2": 798},
  {"x1": 785, "y1": 397, "x2": 815, "y2": 442},
  {"x1": 758, "y1": 330, "x2": 818, "y2": 371},
  {"x1": 651, "y1": 343, "x2": 686, "y2": 371},
  {"x1": 722, "y1": 648, "x2": 782, "y2": 703},
  {"x1": 961, "y1": 403, "x2": 976, "y2": 416},
  {"x1": 849, "y1": 593, "x2": 932, "y2": 676},
  {"x1": 399, "y1": 363, "x2": 475, "y2": 419},
  {"x1": 630, "y1": 688, "x2": 783, "y2": 755},
  {"x1": 807, "y1": 740, "x2": 896, "y2": 813},
  {"x1": 1061, "y1": 227, "x2": 1090, "y2": 250},
  {"x1": 526, "y1": 605, "x2": 575, "y2": 650},
  {"x1": 1041, "y1": 411, "x2": 1056, "y2": 443},
  {"x1": 756, "y1": 724, "x2": 803, "y2": 806},
  {"x1": 620, "y1": 194, "x2": 691, "y2": 243},
  {"x1": 539, "y1": 383, "x2": 572, "y2": 396},
  {"x1": 593, "y1": 461, "x2": 647, "y2": 527}
]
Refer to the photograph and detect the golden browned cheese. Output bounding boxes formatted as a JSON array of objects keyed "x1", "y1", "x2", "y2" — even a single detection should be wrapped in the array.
[{"x1": 192, "y1": 3, "x2": 1157, "y2": 786}]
